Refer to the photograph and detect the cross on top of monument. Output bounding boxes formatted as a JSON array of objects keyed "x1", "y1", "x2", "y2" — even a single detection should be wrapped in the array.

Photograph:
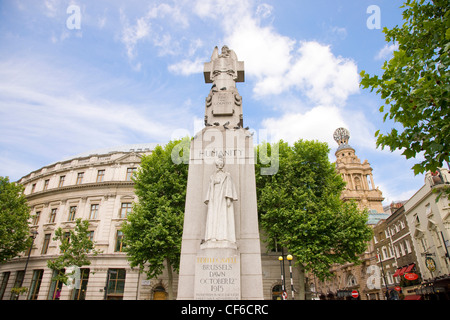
[
  {"x1": 203, "y1": 46, "x2": 245, "y2": 129},
  {"x1": 204, "y1": 45, "x2": 245, "y2": 84}
]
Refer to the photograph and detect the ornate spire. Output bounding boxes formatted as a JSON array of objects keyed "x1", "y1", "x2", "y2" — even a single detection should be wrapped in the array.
[{"x1": 333, "y1": 127, "x2": 353, "y2": 151}]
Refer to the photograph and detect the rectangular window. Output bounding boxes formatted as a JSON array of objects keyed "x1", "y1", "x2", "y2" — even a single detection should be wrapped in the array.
[
  {"x1": 0, "y1": 272, "x2": 10, "y2": 300},
  {"x1": 106, "y1": 269, "x2": 126, "y2": 300},
  {"x1": 43, "y1": 179, "x2": 49, "y2": 191},
  {"x1": 115, "y1": 231, "x2": 125, "y2": 252},
  {"x1": 405, "y1": 239, "x2": 412, "y2": 253},
  {"x1": 76, "y1": 172, "x2": 84, "y2": 185},
  {"x1": 28, "y1": 270, "x2": 44, "y2": 300},
  {"x1": 49, "y1": 208, "x2": 57, "y2": 223},
  {"x1": 96, "y1": 170, "x2": 105, "y2": 182},
  {"x1": 120, "y1": 203, "x2": 132, "y2": 218},
  {"x1": 11, "y1": 271, "x2": 24, "y2": 300},
  {"x1": 88, "y1": 231, "x2": 94, "y2": 242},
  {"x1": 72, "y1": 268, "x2": 90, "y2": 300},
  {"x1": 68, "y1": 206, "x2": 77, "y2": 221},
  {"x1": 399, "y1": 242, "x2": 405, "y2": 256},
  {"x1": 32, "y1": 211, "x2": 41, "y2": 225},
  {"x1": 89, "y1": 204, "x2": 99, "y2": 220},
  {"x1": 31, "y1": 183, "x2": 36, "y2": 193},
  {"x1": 42, "y1": 234, "x2": 51, "y2": 254},
  {"x1": 48, "y1": 269, "x2": 65, "y2": 300},
  {"x1": 126, "y1": 168, "x2": 136, "y2": 181},
  {"x1": 58, "y1": 176, "x2": 65, "y2": 187}
]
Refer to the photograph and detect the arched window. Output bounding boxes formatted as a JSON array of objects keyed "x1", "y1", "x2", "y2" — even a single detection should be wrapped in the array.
[
  {"x1": 346, "y1": 274, "x2": 357, "y2": 287},
  {"x1": 272, "y1": 284, "x2": 283, "y2": 300}
]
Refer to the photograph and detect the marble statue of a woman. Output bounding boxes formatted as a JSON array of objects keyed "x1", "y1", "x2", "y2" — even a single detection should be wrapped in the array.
[{"x1": 203, "y1": 155, "x2": 238, "y2": 247}]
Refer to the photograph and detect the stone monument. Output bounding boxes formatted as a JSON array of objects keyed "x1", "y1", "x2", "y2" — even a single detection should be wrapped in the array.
[{"x1": 177, "y1": 46, "x2": 264, "y2": 300}]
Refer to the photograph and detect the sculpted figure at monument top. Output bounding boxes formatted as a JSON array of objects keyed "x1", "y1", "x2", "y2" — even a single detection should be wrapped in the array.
[
  {"x1": 203, "y1": 45, "x2": 244, "y2": 129},
  {"x1": 202, "y1": 155, "x2": 238, "y2": 248}
]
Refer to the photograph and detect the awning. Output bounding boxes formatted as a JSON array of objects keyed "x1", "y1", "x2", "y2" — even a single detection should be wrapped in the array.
[
  {"x1": 403, "y1": 294, "x2": 422, "y2": 300},
  {"x1": 405, "y1": 264, "x2": 415, "y2": 273},
  {"x1": 393, "y1": 268, "x2": 401, "y2": 277},
  {"x1": 398, "y1": 267, "x2": 408, "y2": 276}
]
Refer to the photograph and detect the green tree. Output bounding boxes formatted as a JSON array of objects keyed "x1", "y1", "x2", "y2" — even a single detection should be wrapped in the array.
[
  {"x1": 0, "y1": 176, "x2": 31, "y2": 264},
  {"x1": 360, "y1": 0, "x2": 449, "y2": 175},
  {"x1": 255, "y1": 140, "x2": 373, "y2": 283},
  {"x1": 121, "y1": 138, "x2": 189, "y2": 300},
  {"x1": 47, "y1": 218, "x2": 101, "y2": 285}
]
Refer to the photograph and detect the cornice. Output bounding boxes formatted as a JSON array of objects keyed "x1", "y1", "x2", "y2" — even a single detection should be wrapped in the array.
[{"x1": 25, "y1": 181, "x2": 135, "y2": 201}]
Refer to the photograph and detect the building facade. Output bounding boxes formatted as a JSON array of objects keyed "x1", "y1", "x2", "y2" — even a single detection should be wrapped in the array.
[
  {"x1": 404, "y1": 168, "x2": 450, "y2": 300},
  {"x1": 373, "y1": 203, "x2": 421, "y2": 299},
  {"x1": 0, "y1": 144, "x2": 301, "y2": 300}
]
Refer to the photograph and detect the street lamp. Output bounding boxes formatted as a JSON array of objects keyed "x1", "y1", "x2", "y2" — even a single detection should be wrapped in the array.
[
  {"x1": 287, "y1": 254, "x2": 294, "y2": 300},
  {"x1": 278, "y1": 256, "x2": 286, "y2": 299},
  {"x1": 15, "y1": 230, "x2": 38, "y2": 299}
]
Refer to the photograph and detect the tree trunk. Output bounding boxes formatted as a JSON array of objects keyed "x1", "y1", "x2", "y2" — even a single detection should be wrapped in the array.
[
  {"x1": 297, "y1": 264, "x2": 306, "y2": 300},
  {"x1": 166, "y1": 258, "x2": 174, "y2": 300}
]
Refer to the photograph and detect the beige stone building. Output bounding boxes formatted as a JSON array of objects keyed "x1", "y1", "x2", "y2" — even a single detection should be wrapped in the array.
[
  {"x1": 404, "y1": 168, "x2": 450, "y2": 299},
  {"x1": 0, "y1": 144, "x2": 301, "y2": 300},
  {"x1": 311, "y1": 128, "x2": 388, "y2": 300}
]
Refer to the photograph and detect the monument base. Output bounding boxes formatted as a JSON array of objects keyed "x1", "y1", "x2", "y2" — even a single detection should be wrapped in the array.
[{"x1": 194, "y1": 247, "x2": 241, "y2": 300}]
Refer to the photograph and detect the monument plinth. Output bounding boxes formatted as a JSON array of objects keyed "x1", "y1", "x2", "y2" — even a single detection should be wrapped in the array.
[{"x1": 177, "y1": 46, "x2": 264, "y2": 300}]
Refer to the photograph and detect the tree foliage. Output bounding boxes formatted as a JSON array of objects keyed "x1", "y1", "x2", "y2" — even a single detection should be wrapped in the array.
[
  {"x1": 0, "y1": 176, "x2": 31, "y2": 264},
  {"x1": 255, "y1": 140, "x2": 373, "y2": 281},
  {"x1": 121, "y1": 138, "x2": 189, "y2": 298},
  {"x1": 47, "y1": 218, "x2": 101, "y2": 284},
  {"x1": 360, "y1": 0, "x2": 449, "y2": 175}
]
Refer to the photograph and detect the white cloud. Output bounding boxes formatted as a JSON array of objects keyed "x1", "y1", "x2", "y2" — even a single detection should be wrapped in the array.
[
  {"x1": 375, "y1": 43, "x2": 399, "y2": 60},
  {"x1": 260, "y1": 105, "x2": 347, "y2": 146},
  {"x1": 120, "y1": 11, "x2": 151, "y2": 60},
  {"x1": 119, "y1": 2, "x2": 190, "y2": 62},
  {"x1": 0, "y1": 57, "x2": 190, "y2": 178},
  {"x1": 168, "y1": 57, "x2": 204, "y2": 76},
  {"x1": 215, "y1": 3, "x2": 359, "y2": 106},
  {"x1": 256, "y1": 3, "x2": 273, "y2": 19}
]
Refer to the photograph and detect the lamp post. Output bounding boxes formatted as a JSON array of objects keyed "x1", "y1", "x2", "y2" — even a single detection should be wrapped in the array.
[
  {"x1": 376, "y1": 251, "x2": 389, "y2": 300},
  {"x1": 287, "y1": 254, "x2": 294, "y2": 300},
  {"x1": 278, "y1": 256, "x2": 285, "y2": 298},
  {"x1": 15, "y1": 230, "x2": 38, "y2": 300}
]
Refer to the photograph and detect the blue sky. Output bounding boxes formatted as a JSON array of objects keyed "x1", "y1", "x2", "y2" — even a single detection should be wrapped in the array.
[{"x1": 0, "y1": 0, "x2": 426, "y2": 205}]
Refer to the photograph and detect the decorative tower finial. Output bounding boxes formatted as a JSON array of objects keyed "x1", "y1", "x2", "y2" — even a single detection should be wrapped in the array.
[{"x1": 333, "y1": 127, "x2": 351, "y2": 150}]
